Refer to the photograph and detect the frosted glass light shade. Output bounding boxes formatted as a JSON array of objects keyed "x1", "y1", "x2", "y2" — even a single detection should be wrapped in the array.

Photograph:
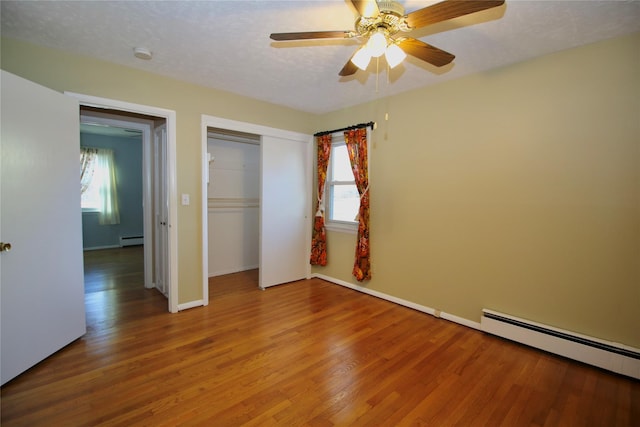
[
  {"x1": 351, "y1": 46, "x2": 372, "y2": 70},
  {"x1": 385, "y1": 43, "x2": 406, "y2": 68},
  {"x1": 366, "y1": 31, "x2": 387, "y2": 58}
]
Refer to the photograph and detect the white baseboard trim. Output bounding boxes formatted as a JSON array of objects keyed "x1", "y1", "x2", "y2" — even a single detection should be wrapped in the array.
[
  {"x1": 83, "y1": 245, "x2": 121, "y2": 251},
  {"x1": 311, "y1": 273, "x2": 481, "y2": 331},
  {"x1": 440, "y1": 311, "x2": 483, "y2": 330},
  {"x1": 177, "y1": 300, "x2": 204, "y2": 311}
]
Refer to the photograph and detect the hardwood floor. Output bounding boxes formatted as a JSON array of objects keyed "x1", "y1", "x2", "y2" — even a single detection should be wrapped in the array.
[{"x1": 1, "y1": 246, "x2": 638, "y2": 426}]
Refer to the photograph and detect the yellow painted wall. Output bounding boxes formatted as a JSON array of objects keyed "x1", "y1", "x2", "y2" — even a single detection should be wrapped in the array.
[
  {"x1": 314, "y1": 32, "x2": 640, "y2": 348},
  {"x1": 1, "y1": 37, "x2": 316, "y2": 304}
]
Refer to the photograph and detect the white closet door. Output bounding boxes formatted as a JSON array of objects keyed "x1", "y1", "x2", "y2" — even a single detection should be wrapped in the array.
[
  {"x1": 259, "y1": 135, "x2": 309, "y2": 288},
  {"x1": 1, "y1": 71, "x2": 86, "y2": 385}
]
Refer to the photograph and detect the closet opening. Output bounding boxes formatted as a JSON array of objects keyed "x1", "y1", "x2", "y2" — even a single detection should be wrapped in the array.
[
  {"x1": 206, "y1": 127, "x2": 261, "y2": 285},
  {"x1": 201, "y1": 115, "x2": 312, "y2": 304}
]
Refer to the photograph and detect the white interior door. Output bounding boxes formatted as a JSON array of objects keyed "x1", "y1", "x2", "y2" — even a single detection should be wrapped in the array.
[
  {"x1": 259, "y1": 135, "x2": 310, "y2": 288},
  {"x1": 1, "y1": 71, "x2": 86, "y2": 385},
  {"x1": 153, "y1": 124, "x2": 169, "y2": 297}
]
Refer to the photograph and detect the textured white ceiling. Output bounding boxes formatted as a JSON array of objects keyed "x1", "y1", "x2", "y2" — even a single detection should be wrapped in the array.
[{"x1": 1, "y1": 1, "x2": 638, "y2": 114}]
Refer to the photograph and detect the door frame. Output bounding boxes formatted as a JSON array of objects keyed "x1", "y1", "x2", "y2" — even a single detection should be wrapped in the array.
[
  {"x1": 69, "y1": 92, "x2": 179, "y2": 313},
  {"x1": 200, "y1": 115, "x2": 313, "y2": 302},
  {"x1": 152, "y1": 123, "x2": 169, "y2": 297}
]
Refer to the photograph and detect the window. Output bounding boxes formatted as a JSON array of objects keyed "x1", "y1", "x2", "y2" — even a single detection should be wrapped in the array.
[
  {"x1": 326, "y1": 139, "x2": 359, "y2": 233},
  {"x1": 81, "y1": 147, "x2": 99, "y2": 211},
  {"x1": 80, "y1": 147, "x2": 120, "y2": 224},
  {"x1": 81, "y1": 179, "x2": 101, "y2": 211}
]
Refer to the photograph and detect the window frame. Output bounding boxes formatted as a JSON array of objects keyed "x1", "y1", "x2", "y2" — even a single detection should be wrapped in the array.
[{"x1": 324, "y1": 135, "x2": 359, "y2": 234}]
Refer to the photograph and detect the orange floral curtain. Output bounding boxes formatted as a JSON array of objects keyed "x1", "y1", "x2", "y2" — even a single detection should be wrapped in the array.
[
  {"x1": 344, "y1": 128, "x2": 371, "y2": 281},
  {"x1": 310, "y1": 134, "x2": 332, "y2": 266}
]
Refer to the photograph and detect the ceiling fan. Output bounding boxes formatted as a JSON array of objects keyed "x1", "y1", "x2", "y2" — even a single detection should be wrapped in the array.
[{"x1": 270, "y1": 0, "x2": 505, "y2": 76}]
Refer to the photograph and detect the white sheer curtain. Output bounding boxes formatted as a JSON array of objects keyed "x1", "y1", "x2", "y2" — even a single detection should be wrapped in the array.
[
  {"x1": 80, "y1": 147, "x2": 98, "y2": 194},
  {"x1": 96, "y1": 148, "x2": 120, "y2": 225},
  {"x1": 80, "y1": 147, "x2": 120, "y2": 225}
]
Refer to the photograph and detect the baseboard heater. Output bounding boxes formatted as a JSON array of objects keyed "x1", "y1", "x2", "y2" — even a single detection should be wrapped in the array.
[
  {"x1": 481, "y1": 309, "x2": 640, "y2": 380},
  {"x1": 119, "y1": 236, "x2": 144, "y2": 247}
]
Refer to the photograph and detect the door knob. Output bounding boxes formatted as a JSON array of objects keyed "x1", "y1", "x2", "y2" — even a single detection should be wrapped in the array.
[{"x1": 0, "y1": 242, "x2": 11, "y2": 252}]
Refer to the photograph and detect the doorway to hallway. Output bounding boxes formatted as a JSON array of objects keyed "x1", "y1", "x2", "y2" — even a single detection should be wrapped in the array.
[{"x1": 74, "y1": 96, "x2": 177, "y2": 313}]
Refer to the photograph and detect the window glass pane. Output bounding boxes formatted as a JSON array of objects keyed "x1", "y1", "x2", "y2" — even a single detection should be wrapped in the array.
[
  {"x1": 331, "y1": 145, "x2": 355, "y2": 181},
  {"x1": 81, "y1": 183, "x2": 101, "y2": 210},
  {"x1": 330, "y1": 184, "x2": 359, "y2": 222}
]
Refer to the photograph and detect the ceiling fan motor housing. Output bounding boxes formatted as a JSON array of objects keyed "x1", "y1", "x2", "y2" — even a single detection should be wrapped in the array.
[
  {"x1": 355, "y1": 0, "x2": 409, "y2": 38},
  {"x1": 378, "y1": 1, "x2": 405, "y2": 17}
]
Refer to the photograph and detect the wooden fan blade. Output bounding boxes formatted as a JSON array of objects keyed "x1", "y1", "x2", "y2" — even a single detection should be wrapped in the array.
[
  {"x1": 339, "y1": 56, "x2": 359, "y2": 77},
  {"x1": 270, "y1": 31, "x2": 354, "y2": 41},
  {"x1": 350, "y1": 0, "x2": 379, "y2": 18},
  {"x1": 406, "y1": 0, "x2": 505, "y2": 29},
  {"x1": 398, "y1": 38, "x2": 455, "y2": 67}
]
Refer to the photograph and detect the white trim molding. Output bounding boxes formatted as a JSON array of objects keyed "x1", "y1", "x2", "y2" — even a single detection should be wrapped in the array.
[
  {"x1": 66, "y1": 92, "x2": 179, "y2": 313},
  {"x1": 177, "y1": 300, "x2": 205, "y2": 312}
]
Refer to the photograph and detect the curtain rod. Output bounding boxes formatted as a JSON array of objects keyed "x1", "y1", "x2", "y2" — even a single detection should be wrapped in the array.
[{"x1": 313, "y1": 121, "x2": 376, "y2": 137}]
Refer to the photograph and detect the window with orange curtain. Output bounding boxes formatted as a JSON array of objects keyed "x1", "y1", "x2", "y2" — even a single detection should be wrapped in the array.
[{"x1": 326, "y1": 139, "x2": 359, "y2": 233}]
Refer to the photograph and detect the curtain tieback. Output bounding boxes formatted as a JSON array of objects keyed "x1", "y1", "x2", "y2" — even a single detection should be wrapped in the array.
[
  {"x1": 354, "y1": 184, "x2": 369, "y2": 221},
  {"x1": 315, "y1": 195, "x2": 325, "y2": 217}
]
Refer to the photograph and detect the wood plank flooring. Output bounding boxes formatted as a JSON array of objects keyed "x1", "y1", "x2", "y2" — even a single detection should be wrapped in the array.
[{"x1": 1, "y1": 246, "x2": 638, "y2": 426}]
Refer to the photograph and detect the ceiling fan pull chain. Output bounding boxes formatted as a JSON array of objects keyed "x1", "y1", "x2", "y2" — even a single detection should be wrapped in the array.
[{"x1": 375, "y1": 56, "x2": 379, "y2": 93}]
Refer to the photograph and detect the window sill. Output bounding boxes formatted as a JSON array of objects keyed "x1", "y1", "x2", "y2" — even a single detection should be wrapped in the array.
[{"x1": 325, "y1": 220, "x2": 357, "y2": 234}]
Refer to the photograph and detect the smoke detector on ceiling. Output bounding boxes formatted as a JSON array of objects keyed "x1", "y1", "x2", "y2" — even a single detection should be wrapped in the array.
[{"x1": 133, "y1": 47, "x2": 152, "y2": 60}]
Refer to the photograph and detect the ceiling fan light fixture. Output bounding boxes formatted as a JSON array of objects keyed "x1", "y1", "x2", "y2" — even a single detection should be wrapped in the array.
[
  {"x1": 385, "y1": 43, "x2": 406, "y2": 68},
  {"x1": 351, "y1": 46, "x2": 372, "y2": 70},
  {"x1": 366, "y1": 29, "x2": 388, "y2": 58}
]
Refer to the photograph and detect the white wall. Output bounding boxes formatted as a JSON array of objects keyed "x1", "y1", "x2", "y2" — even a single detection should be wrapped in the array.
[{"x1": 207, "y1": 136, "x2": 260, "y2": 277}]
